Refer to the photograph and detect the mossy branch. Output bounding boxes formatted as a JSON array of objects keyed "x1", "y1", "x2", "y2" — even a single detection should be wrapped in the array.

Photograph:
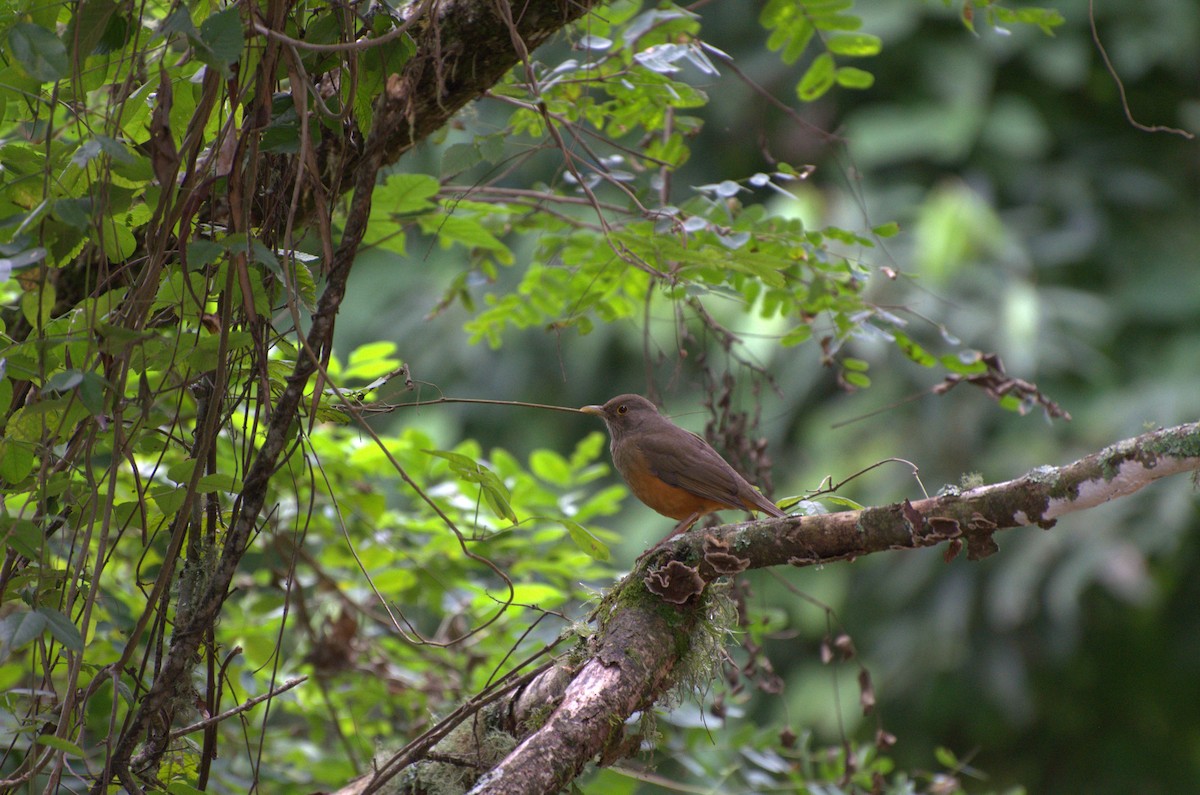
[{"x1": 354, "y1": 420, "x2": 1200, "y2": 795}]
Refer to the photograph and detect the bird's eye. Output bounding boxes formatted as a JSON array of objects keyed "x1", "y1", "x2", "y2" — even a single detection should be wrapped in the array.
[{"x1": 616, "y1": 404, "x2": 628, "y2": 415}]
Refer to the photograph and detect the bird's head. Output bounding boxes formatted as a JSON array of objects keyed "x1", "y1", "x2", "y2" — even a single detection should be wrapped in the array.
[{"x1": 580, "y1": 394, "x2": 661, "y2": 440}]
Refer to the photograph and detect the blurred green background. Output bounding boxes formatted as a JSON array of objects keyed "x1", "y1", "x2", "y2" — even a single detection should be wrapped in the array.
[{"x1": 337, "y1": 0, "x2": 1199, "y2": 791}]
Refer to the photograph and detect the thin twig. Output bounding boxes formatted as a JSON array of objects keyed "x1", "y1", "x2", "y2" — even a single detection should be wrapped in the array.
[
  {"x1": 169, "y1": 677, "x2": 308, "y2": 740},
  {"x1": 1088, "y1": 0, "x2": 1194, "y2": 138}
]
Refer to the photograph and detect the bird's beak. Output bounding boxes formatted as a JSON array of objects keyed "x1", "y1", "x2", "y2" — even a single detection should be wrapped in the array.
[{"x1": 579, "y1": 405, "x2": 604, "y2": 416}]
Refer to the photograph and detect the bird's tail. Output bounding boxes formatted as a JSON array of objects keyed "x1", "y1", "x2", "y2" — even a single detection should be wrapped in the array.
[{"x1": 746, "y1": 490, "x2": 788, "y2": 518}]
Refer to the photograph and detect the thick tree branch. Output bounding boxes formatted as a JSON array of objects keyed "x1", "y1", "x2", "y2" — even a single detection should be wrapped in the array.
[
  {"x1": 312, "y1": 0, "x2": 603, "y2": 213},
  {"x1": 667, "y1": 418, "x2": 1200, "y2": 578},
  {"x1": 377, "y1": 421, "x2": 1200, "y2": 794}
]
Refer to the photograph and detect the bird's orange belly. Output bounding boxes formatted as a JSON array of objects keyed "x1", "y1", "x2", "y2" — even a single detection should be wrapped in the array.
[{"x1": 623, "y1": 466, "x2": 731, "y2": 520}]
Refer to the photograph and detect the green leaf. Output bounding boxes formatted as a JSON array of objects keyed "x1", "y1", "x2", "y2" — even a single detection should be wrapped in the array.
[
  {"x1": 288, "y1": 254, "x2": 318, "y2": 310},
  {"x1": 43, "y1": 370, "x2": 84, "y2": 393},
  {"x1": 781, "y1": 325, "x2": 812, "y2": 346},
  {"x1": 196, "y1": 473, "x2": 240, "y2": 493},
  {"x1": 844, "y1": 370, "x2": 870, "y2": 388},
  {"x1": 478, "y1": 133, "x2": 505, "y2": 163},
  {"x1": 530, "y1": 450, "x2": 571, "y2": 486},
  {"x1": 998, "y1": 393, "x2": 1023, "y2": 413},
  {"x1": 94, "y1": 134, "x2": 137, "y2": 166},
  {"x1": 872, "y1": 221, "x2": 900, "y2": 237},
  {"x1": 101, "y1": 222, "x2": 137, "y2": 262},
  {"x1": 64, "y1": 0, "x2": 118, "y2": 62},
  {"x1": 186, "y1": 239, "x2": 225, "y2": 269},
  {"x1": 817, "y1": 495, "x2": 864, "y2": 511},
  {"x1": 441, "y1": 142, "x2": 482, "y2": 175},
  {"x1": 559, "y1": 519, "x2": 611, "y2": 561},
  {"x1": 826, "y1": 33, "x2": 881, "y2": 57},
  {"x1": 894, "y1": 333, "x2": 936, "y2": 368},
  {"x1": 842, "y1": 357, "x2": 869, "y2": 372},
  {"x1": 425, "y1": 450, "x2": 518, "y2": 522},
  {"x1": 1, "y1": 517, "x2": 41, "y2": 558},
  {"x1": 20, "y1": 285, "x2": 56, "y2": 330},
  {"x1": 313, "y1": 401, "x2": 351, "y2": 425},
  {"x1": 960, "y1": 2, "x2": 977, "y2": 34},
  {"x1": 723, "y1": 253, "x2": 787, "y2": 288},
  {"x1": 480, "y1": 472, "x2": 519, "y2": 523},
  {"x1": 53, "y1": 198, "x2": 92, "y2": 230},
  {"x1": 934, "y1": 746, "x2": 959, "y2": 768},
  {"x1": 510, "y1": 582, "x2": 568, "y2": 608},
  {"x1": 422, "y1": 214, "x2": 513, "y2": 263},
  {"x1": 812, "y1": 14, "x2": 863, "y2": 32},
  {"x1": 7, "y1": 23, "x2": 69, "y2": 83},
  {"x1": 151, "y1": 485, "x2": 188, "y2": 515},
  {"x1": 185, "y1": 330, "x2": 255, "y2": 372},
  {"x1": 344, "y1": 341, "x2": 401, "y2": 381},
  {"x1": 761, "y1": 0, "x2": 819, "y2": 65},
  {"x1": 939, "y1": 353, "x2": 989, "y2": 376},
  {"x1": 169, "y1": 459, "x2": 199, "y2": 485},
  {"x1": 77, "y1": 373, "x2": 110, "y2": 418},
  {"x1": 36, "y1": 608, "x2": 84, "y2": 652},
  {"x1": 375, "y1": 173, "x2": 439, "y2": 215},
  {"x1": 35, "y1": 735, "x2": 85, "y2": 757},
  {"x1": 158, "y1": 7, "x2": 198, "y2": 40},
  {"x1": 250, "y1": 239, "x2": 280, "y2": 274},
  {"x1": 570, "y1": 432, "x2": 606, "y2": 470},
  {"x1": 991, "y1": 6, "x2": 1065, "y2": 35},
  {"x1": 797, "y1": 53, "x2": 836, "y2": 102},
  {"x1": 835, "y1": 66, "x2": 875, "y2": 90},
  {"x1": 196, "y1": 8, "x2": 243, "y2": 77},
  {"x1": 780, "y1": 20, "x2": 814, "y2": 65}
]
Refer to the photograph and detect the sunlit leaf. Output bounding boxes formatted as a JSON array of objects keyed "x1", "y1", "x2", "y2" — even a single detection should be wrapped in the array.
[
  {"x1": 836, "y1": 66, "x2": 875, "y2": 89},
  {"x1": 0, "y1": 609, "x2": 47, "y2": 652},
  {"x1": 826, "y1": 33, "x2": 881, "y2": 57},
  {"x1": 559, "y1": 519, "x2": 611, "y2": 561},
  {"x1": 797, "y1": 53, "x2": 836, "y2": 101},
  {"x1": 35, "y1": 735, "x2": 85, "y2": 756}
]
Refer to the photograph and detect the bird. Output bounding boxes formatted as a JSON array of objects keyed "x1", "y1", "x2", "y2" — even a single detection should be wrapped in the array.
[{"x1": 580, "y1": 394, "x2": 788, "y2": 540}]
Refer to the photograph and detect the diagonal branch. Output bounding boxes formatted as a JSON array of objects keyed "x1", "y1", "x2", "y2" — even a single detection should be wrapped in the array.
[
  {"x1": 366, "y1": 421, "x2": 1199, "y2": 795},
  {"x1": 312, "y1": 0, "x2": 606, "y2": 214}
]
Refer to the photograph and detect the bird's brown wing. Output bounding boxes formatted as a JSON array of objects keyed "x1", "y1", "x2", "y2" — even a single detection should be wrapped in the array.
[{"x1": 637, "y1": 426, "x2": 784, "y2": 516}]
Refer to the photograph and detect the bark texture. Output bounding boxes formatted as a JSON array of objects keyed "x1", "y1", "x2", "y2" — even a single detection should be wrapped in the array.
[
  {"x1": 347, "y1": 421, "x2": 1200, "y2": 794},
  {"x1": 91, "y1": 1, "x2": 604, "y2": 790}
]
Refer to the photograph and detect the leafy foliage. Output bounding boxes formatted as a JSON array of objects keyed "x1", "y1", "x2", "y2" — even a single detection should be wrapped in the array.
[{"x1": 0, "y1": 0, "x2": 1164, "y2": 792}]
